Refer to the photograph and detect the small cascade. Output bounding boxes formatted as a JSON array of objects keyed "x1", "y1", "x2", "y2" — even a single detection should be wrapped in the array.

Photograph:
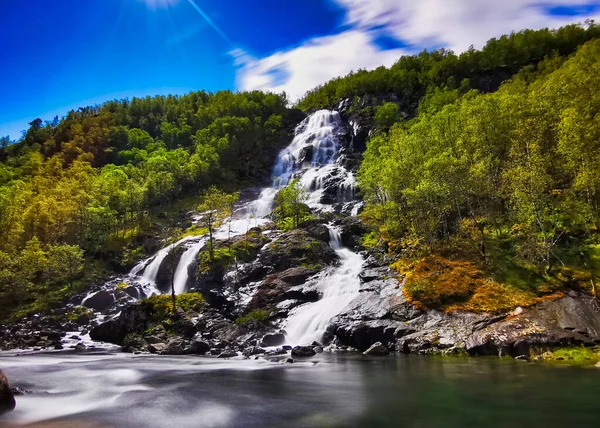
[
  {"x1": 284, "y1": 225, "x2": 364, "y2": 345},
  {"x1": 136, "y1": 236, "x2": 194, "y2": 285},
  {"x1": 172, "y1": 238, "x2": 207, "y2": 295}
]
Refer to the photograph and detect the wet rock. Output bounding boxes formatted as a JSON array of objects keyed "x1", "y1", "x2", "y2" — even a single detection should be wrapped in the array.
[
  {"x1": 265, "y1": 348, "x2": 288, "y2": 356},
  {"x1": 148, "y1": 343, "x2": 168, "y2": 354},
  {"x1": 218, "y1": 349, "x2": 238, "y2": 358},
  {"x1": 359, "y1": 267, "x2": 389, "y2": 283},
  {"x1": 122, "y1": 334, "x2": 148, "y2": 353},
  {"x1": 82, "y1": 290, "x2": 115, "y2": 311},
  {"x1": 189, "y1": 338, "x2": 210, "y2": 355},
  {"x1": 291, "y1": 346, "x2": 317, "y2": 357},
  {"x1": 162, "y1": 338, "x2": 187, "y2": 355},
  {"x1": 74, "y1": 343, "x2": 86, "y2": 352},
  {"x1": 243, "y1": 346, "x2": 265, "y2": 357},
  {"x1": 75, "y1": 312, "x2": 91, "y2": 325},
  {"x1": 249, "y1": 267, "x2": 319, "y2": 310},
  {"x1": 90, "y1": 302, "x2": 154, "y2": 345},
  {"x1": 363, "y1": 342, "x2": 390, "y2": 356},
  {"x1": 10, "y1": 387, "x2": 31, "y2": 396},
  {"x1": 299, "y1": 220, "x2": 330, "y2": 242},
  {"x1": 0, "y1": 370, "x2": 16, "y2": 414},
  {"x1": 258, "y1": 230, "x2": 337, "y2": 272},
  {"x1": 260, "y1": 333, "x2": 286, "y2": 347}
]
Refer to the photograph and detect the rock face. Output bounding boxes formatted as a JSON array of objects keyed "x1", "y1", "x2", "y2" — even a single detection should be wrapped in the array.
[
  {"x1": 327, "y1": 259, "x2": 600, "y2": 357},
  {"x1": 0, "y1": 369, "x2": 16, "y2": 414}
]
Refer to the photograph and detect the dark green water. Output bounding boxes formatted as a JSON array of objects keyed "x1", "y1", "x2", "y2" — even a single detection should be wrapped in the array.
[{"x1": 1, "y1": 352, "x2": 599, "y2": 427}]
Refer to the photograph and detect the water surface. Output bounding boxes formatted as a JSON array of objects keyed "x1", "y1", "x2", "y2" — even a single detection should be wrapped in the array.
[{"x1": 1, "y1": 352, "x2": 599, "y2": 427}]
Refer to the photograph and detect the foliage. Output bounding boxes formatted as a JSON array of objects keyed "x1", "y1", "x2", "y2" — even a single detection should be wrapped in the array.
[
  {"x1": 297, "y1": 23, "x2": 600, "y2": 112},
  {"x1": 363, "y1": 38, "x2": 600, "y2": 311},
  {"x1": 274, "y1": 178, "x2": 311, "y2": 230},
  {"x1": 235, "y1": 309, "x2": 271, "y2": 325},
  {"x1": 197, "y1": 186, "x2": 240, "y2": 262},
  {"x1": 198, "y1": 238, "x2": 261, "y2": 273},
  {"x1": 0, "y1": 90, "x2": 286, "y2": 319},
  {"x1": 142, "y1": 292, "x2": 205, "y2": 320}
]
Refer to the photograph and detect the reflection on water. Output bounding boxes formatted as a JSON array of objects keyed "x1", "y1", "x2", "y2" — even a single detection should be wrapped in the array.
[{"x1": 1, "y1": 352, "x2": 599, "y2": 427}]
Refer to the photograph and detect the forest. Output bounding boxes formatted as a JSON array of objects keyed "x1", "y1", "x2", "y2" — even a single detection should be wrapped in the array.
[
  {"x1": 0, "y1": 90, "x2": 291, "y2": 318},
  {"x1": 1, "y1": 22, "x2": 600, "y2": 320},
  {"x1": 359, "y1": 37, "x2": 600, "y2": 312}
]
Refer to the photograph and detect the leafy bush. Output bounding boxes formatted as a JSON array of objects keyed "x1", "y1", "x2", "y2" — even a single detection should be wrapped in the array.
[
  {"x1": 143, "y1": 292, "x2": 205, "y2": 319},
  {"x1": 235, "y1": 309, "x2": 271, "y2": 325}
]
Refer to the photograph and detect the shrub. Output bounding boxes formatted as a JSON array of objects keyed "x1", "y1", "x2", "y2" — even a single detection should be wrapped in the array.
[
  {"x1": 143, "y1": 292, "x2": 205, "y2": 319},
  {"x1": 235, "y1": 309, "x2": 271, "y2": 325}
]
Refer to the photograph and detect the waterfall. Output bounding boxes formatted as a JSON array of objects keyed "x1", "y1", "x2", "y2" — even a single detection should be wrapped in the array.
[
  {"x1": 172, "y1": 238, "x2": 207, "y2": 295},
  {"x1": 284, "y1": 225, "x2": 364, "y2": 345},
  {"x1": 123, "y1": 109, "x2": 364, "y2": 342},
  {"x1": 127, "y1": 236, "x2": 197, "y2": 285}
]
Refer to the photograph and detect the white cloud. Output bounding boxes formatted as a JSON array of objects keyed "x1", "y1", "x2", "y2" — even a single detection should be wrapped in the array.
[
  {"x1": 233, "y1": 0, "x2": 600, "y2": 101},
  {"x1": 231, "y1": 31, "x2": 406, "y2": 100}
]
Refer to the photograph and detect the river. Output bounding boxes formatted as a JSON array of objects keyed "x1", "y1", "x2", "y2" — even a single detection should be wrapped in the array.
[{"x1": 2, "y1": 351, "x2": 599, "y2": 427}]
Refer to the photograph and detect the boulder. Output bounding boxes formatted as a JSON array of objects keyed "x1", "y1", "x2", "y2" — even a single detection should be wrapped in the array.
[
  {"x1": 90, "y1": 303, "x2": 154, "y2": 345},
  {"x1": 249, "y1": 267, "x2": 318, "y2": 310},
  {"x1": 122, "y1": 334, "x2": 148, "y2": 353},
  {"x1": 0, "y1": 369, "x2": 16, "y2": 414},
  {"x1": 299, "y1": 221, "x2": 330, "y2": 242},
  {"x1": 363, "y1": 342, "x2": 390, "y2": 356},
  {"x1": 243, "y1": 346, "x2": 265, "y2": 357},
  {"x1": 260, "y1": 333, "x2": 286, "y2": 347},
  {"x1": 148, "y1": 343, "x2": 168, "y2": 354},
  {"x1": 82, "y1": 290, "x2": 115, "y2": 311},
  {"x1": 291, "y1": 346, "x2": 317, "y2": 357},
  {"x1": 162, "y1": 338, "x2": 187, "y2": 355},
  {"x1": 189, "y1": 338, "x2": 210, "y2": 355},
  {"x1": 218, "y1": 349, "x2": 238, "y2": 358}
]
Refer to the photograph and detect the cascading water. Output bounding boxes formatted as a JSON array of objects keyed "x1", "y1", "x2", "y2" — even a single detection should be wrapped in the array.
[
  {"x1": 125, "y1": 110, "x2": 364, "y2": 339},
  {"x1": 284, "y1": 225, "x2": 364, "y2": 345},
  {"x1": 247, "y1": 109, "x2": 355, "y2": 216},
  {"x1": 172, "y1": 238, "x2": 207, "y2": 295}
]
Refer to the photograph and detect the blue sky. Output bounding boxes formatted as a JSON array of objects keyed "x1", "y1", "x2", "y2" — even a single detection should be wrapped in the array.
[{"x1": 1, "y1": 0, "x2": 599, "y2": 140}]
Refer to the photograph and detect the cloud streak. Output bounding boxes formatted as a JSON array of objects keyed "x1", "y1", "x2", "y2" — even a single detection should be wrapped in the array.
[{"x1": 233, "y1": 0, "x2": 600, "y2": 101}]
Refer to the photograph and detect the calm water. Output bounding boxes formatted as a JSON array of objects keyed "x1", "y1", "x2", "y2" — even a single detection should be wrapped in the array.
[{"x1": 1, "y1": 351, "x2": 599, "y2": 427}]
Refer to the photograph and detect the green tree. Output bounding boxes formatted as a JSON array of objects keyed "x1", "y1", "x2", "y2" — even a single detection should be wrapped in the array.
[
  {"x1": 46, "y1": 244, "x2": 85, "y2": 290},
  {"x1": 275, "y1": 179, "x2": 309, "y2": 229},
  {"x1": 198, "y1": 186, "x2": 235, "y2": 262}
]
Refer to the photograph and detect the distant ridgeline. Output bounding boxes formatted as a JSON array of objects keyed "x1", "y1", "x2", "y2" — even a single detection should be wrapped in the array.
[{"x1": 1, "y1": 22, "x2": 599, "y2": 320}]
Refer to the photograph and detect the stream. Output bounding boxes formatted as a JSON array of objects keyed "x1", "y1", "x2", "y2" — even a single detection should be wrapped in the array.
[{"x1": 2, "y1": 352, "x2": 600, "y2": 427}]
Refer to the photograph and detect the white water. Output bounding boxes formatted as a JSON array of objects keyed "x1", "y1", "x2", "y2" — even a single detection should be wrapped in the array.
[
  {"x1": 284, "y1": 225, "x2": 364, "y2": 345},
  {"x1": 122, "y1": 110, "x2": 364, "y2": 340},
  {"x1": 172, "y1": 238, "x2": 208, "y2": 295}
]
